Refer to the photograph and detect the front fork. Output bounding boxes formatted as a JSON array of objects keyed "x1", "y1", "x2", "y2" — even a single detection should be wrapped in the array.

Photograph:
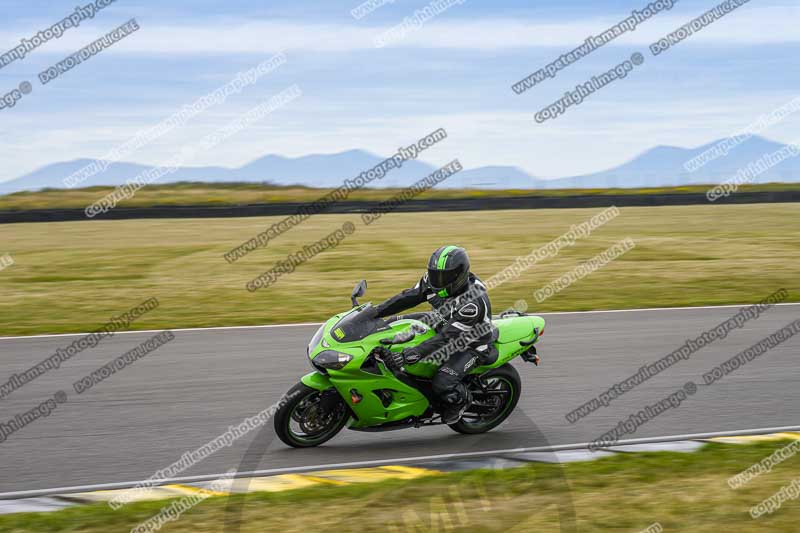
[{"x1": 299, "y1": 372, "x2": 358, "y2": 426}]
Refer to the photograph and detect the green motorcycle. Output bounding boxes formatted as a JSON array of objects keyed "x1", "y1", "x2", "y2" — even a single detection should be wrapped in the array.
[{"x1": 274, "y1": 280, "x2": 545, "y2": 447}]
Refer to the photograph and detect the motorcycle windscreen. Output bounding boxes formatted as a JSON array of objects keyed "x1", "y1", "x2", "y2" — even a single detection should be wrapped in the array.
[{"x1": 330, "y1": 305, "x2": 391, "y2": 342}]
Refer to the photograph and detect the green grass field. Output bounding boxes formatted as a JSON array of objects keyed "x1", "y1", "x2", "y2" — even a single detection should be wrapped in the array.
[
  {"x1": 1, "y1": 441, "x2": 799, "y2": 532},
  {"x1": 0, "y1": 203, "x2": 798, "y2": 336},
  {"x1": 0, "y1": 181, "x2": 798, "y2": 210}
]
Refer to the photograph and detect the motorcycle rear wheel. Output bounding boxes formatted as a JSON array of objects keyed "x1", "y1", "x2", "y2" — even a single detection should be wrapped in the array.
[{"x1": 448, "y1": 363, "x2": 522, "y2": 435}]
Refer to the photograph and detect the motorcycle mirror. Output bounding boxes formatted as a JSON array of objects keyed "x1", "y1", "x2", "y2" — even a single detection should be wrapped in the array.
[{"x1": 351, "y1": 279, "x2": 368, "y2": 307}]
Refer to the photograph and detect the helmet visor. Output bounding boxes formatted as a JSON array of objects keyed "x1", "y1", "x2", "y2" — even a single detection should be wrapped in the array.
[{"x1": 427, "y1": 266, "x2": 463, "y2": 290}]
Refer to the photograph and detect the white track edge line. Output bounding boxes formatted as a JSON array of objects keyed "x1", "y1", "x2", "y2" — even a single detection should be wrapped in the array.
[
  {"x1": 1, "y1": 425, "x2": 799, "y2": 500},
  {"x1": 2, "y1": 302, "x2": 798, "y2": 341},
  {"x1": 0, "y1": 322, "x2": 324, "y2": 341}
]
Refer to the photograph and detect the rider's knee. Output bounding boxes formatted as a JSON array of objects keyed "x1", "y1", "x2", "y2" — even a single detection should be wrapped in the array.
[{"x1": 433, "y1": 367, "x2": 460, "y2": 396}]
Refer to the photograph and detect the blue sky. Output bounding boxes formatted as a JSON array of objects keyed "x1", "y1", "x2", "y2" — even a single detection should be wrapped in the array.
[{"x1": 0, "y1": 0, "x2": 798, "y2": 182}]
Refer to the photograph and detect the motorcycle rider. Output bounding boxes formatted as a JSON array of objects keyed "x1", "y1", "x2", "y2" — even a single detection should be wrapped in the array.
[{"x1": 372, "y1": 245, "x2": 497, "y2": 424}]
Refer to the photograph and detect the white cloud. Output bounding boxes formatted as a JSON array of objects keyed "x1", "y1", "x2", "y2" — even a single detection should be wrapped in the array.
[{"x1": 0, "y1": 5, "x2": 797, "y2": 57}]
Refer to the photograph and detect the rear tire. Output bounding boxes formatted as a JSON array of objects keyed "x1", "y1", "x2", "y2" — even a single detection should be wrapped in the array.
[
  {"x1": 448, "y1": 363, "x2": 522, "y2": 435},
  {"x1": 274, "y1": 382, "x2": 349, "y2": 448}
]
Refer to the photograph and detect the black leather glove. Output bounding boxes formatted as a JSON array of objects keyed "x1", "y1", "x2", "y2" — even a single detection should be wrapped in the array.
[
  {"x1": 384, "y1": 350, "x2": 405, "y2": 370},
  {"x1": 372, "y1": 346, "x2": 423, "y2": 369},
  {"x1": 370, "y1": 346, "x2": 397, "y2": 367}
]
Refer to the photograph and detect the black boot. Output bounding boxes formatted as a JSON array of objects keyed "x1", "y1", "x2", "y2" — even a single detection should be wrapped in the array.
[{"x1": 440, "y1": 390, "x2": 470, "y2": 424}]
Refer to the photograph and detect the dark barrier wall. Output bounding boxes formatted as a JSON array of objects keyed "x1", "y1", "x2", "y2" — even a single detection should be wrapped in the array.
[{"x1": 1, "y1": 190, "x2": 799, "y2": 224}]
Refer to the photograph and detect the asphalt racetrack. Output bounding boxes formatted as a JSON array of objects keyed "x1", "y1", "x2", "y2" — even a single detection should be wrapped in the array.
[{"x1": 1, "y1": 304, "x2": 798, "y2": 493}]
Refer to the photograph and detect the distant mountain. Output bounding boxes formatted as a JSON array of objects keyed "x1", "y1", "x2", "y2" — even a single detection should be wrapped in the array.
[
  {"x1": 0, "y1": 150, "x2": 440, "y2": 195},
  {"x1": 540, "y1": 136, "x2": 799, "y2": 189},
  {"x1": 0, "y1": 135, "x2": 797, "y2": 195},
  {"x1": 448, "y1": 166, "x2": 544, "y2": 189},
  {"x1": 236, "y1": 150, "x2": 438, "y2": 188}
]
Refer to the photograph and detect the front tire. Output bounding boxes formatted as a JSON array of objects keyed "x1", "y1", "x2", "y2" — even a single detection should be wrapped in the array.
[
  {"x1": 449, "y1": 363, "x2": 522, "y2": 435},
  {"x1": 274, "y1": 382, "x2": 349, "y2": 448}
]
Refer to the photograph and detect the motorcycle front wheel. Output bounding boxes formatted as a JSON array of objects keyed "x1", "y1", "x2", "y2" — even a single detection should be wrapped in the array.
[{"x1": 274, "y1": 382, "x2": 349, "y2": 448}]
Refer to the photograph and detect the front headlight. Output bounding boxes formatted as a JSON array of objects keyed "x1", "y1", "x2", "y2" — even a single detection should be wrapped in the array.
[
  {"x1": 307, "y1": 324, "x2": 326, "y2": 355},
  {"x1": 313, "y1": 350, "x2": 353, "y2": 371}
]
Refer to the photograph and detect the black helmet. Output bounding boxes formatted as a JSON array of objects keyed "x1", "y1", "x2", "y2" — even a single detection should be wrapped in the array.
[{"x1": 427, "y1": 245, "x2": 470, "y2": 297}]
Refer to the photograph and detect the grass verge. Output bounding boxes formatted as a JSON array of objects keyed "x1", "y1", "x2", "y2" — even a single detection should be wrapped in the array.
[
  {"x1": 1, "y1": 441, "x2": 799, "y2": 532},
  {"x1": 0, "y1": 203, "x2": 798, "y2": 336},
  {"x1": 0, "y1": 182, "x2": 798, "y2": 211}
]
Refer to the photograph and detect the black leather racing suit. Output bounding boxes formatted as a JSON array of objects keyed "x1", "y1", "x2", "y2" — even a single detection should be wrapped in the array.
[{"x1": 373, "y1": 273, "x2": 498, "y2": 406}]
